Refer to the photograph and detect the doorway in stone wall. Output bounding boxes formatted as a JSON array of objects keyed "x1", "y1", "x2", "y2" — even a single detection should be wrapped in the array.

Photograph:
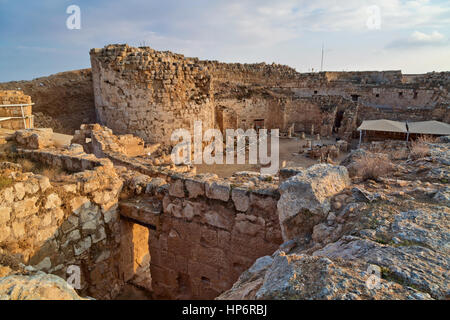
[
  {"x1": 333, "y1": 110, "x2": 345, "y2": 133},
  {"x1": 117, "y1": 219, "x2": 153, "y2": 299},
  {"x1": 254, "y1": 119, "x2": 265, "y2": 131}
]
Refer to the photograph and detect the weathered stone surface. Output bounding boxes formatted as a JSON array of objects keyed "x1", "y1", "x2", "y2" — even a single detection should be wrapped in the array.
[
  {"x1": 13, "y1": 183, "x2": 25, "y2": 200},
  {"x1": 232, "y1": 188, "x2": 250, "y2": 212},
  {"x1": 0, "y1": 207, "x2": 11, "y2": 224},
  {"x1": 0, "y1": 273, "x2": 86, "y2": 300},
  {"x1": 277, "y1": 164, "x2": 350, "y2": 241},
  {"x1": 45, "y1": 193, "x2": 61, "y2": 210},
  {"x1": 185, "y1": 178, "x2": 205, "y2": 198},
  {"x1": 74, "y1": 237, "x2": 92, "y2": 256},
  {"x1": 13, "y1": 197, "x2": 39, "y2": 218},
  {"x1": 205, "y1": 181, "x2": 231, "y2": 202},
  {"x1": 35, "y1": 175, "x2": 51, "y2": 192},
  {"x1": 169, "y1": 178, "x2": 185, "y2": 198},
  {"x1": 0, "y1": 226, "x2": 11, "y2": 242},
  {"x1": 253, "y1": 253, "x2": 430, "y2": 300}
]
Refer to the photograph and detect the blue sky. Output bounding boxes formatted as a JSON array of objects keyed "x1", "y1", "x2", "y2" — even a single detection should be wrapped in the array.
[{"x1": 0, "y1": 0, "x2": 449, "y2": 81}]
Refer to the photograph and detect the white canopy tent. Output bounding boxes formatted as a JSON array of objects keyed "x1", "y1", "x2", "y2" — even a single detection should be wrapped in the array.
[{"x1": 357, "y1": 119, "x2": 450, "y2": 146}]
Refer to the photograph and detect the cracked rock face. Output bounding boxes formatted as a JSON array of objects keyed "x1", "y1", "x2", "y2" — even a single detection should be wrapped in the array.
[
  {"x1": 277, "y1": 164, "x2": 350, "y2": 241},
  {"x1": 218, "y1": 141, "x2": 450, "y2": 300}
]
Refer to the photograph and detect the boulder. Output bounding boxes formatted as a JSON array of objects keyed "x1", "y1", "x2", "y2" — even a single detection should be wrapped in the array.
[
  {"x1": 14, "y1": 129, "x2": 54, "y2": 150},
  {"x1": 277, "y1": 164, "x2": 350, "y2": 241},
  {"x1": 0, "y1": 273, "x2": 86, "y2": 300}
]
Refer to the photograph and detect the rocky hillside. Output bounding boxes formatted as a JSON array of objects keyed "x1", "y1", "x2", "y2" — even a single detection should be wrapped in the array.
[
  {"x1": 0, "y1": 69, "x2": 95, "y2": 134},
  {"x1": 218, "y1": 138, "x2": 449, "y2": 300}
]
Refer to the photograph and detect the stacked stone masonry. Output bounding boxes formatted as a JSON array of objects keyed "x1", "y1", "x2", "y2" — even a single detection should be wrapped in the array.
[
  {"x1": 90, "y1": 44, "x2": 449, "y2": 145},
  {"x1": 0, "y1": 90, "x2": 33, "y2": 130}
]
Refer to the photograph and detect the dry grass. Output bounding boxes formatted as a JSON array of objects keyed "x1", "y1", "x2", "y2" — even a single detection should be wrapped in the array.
[
  {"x1": 39, "y1": 167, "x2": 71, "y2": 182},
  {"x1": 0, "y1": 176, "x2": 13, "y2": 190},
  {"x1": 16, "y1": 158, "x2": 34, "y2": 172},
  {"x1": 389, "y1": 148, "x2": 409, "y2": 160},
  {"x1": 13, "y1": 157, "x2": 70, "y2": 182},
  {"x1": 354, "y1": 154, "x2": 394, "y2": 181},
  {"x1": 410, "y1": 135, "x2": 438, "y2": 159}
]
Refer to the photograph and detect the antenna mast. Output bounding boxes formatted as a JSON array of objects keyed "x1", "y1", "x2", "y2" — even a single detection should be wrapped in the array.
[{"x1": 320, "y1": 43, "x2": 324, "y2": 72}]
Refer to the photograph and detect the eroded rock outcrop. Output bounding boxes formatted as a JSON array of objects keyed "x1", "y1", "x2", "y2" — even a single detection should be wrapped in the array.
[
  {"x1": 218, "y1": 141, "x2": 449, "y2": 300},
  {"x1": 277, "y1": 164, "x2": 350, "y2": 241}
]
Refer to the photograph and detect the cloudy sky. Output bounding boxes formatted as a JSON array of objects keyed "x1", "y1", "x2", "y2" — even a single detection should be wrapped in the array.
[{"x1": 0, "y1": 0, "x2": 449, "y2": 81}]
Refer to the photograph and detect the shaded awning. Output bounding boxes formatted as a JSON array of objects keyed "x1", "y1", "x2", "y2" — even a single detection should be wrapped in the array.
[
  {"x1": 357, "y1": 119, "x2": 407, "y2": 133},
  {"x1": 408, "y1": 120, "x2": 450, "y2": 135},
  {"x1": 358, "y1": 119, "x2": 450, "y2": 136}
]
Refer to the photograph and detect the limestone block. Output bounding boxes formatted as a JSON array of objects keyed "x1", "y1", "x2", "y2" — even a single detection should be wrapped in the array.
[
  {"x1": 24, "y1": 181, "x2": 40, "y2": 194},
  {"x1": 277, "y1": 164, "x2": 350, "y2": 241},
  {"x1": 0, "y1": 273, "x2": 86, "y2": 300},
  {"x1": 74, "y1": 237, "x2": 92, "y2": 256},
  {"x1": 231, "y1": 188, "x2": 250, "y2": 212},
  {"x1": 185, "y1": 178, "x2": 205, "y2": 198},
  {"x1": 103, "y1": 205, "x2": 119, "y2": 224},
  {"x1": 35, "y1": 175, "x2": 51, "y2": 192},
  {"x1": 34, "y1": 257, "x2": 52, "y2": 271},
  {"x1": 37, "y1": 226, "x2": 58, "y2": 243},
  {"x1": 45, "y1": 193, "x2": 62, "y2": 210},
  {"x1": 0, "y1": 207, "x2": 11, "y2": 224},
  {"x1": 169, "y1": 179, "x2": 185, "y2": 198},
  {"x1": 62, "y1": 229, "x2": 81, "y2": 247},
  {"x1": 204, "y1": 210, "x2": 233, "y2": 231},
  {"x1": 0, "y1": 226, "x2": 11, "y2": 242},
  {"x1": 12, "y1": 221, "x2": 25, "y2": 238},
  {"x1": 40, "y1": 213, "x2": 53, "y2": 227},
  {"x1": 13, "y1": 183, "x2": 25, "y2": 201},
  {"x1": 92, "y1": 226, "x2": 106, "y2": 244},
  {"x1": 70, "y1": 196, "x2": 91, "y2": 215},
  {"x1": 1, "y1": 187, "x2": 14, "y2": 204},
  {"x1": 62, "y1": 184, "x2": 77, "y2": 193},
  {"x1": 205, "y1": 181, "x2": 231, "y2": 202},
  {"x1": 13, "y1": 196, "x2": 39, "y2": 218}
]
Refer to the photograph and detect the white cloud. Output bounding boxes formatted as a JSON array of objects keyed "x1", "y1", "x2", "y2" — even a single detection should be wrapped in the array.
[
  {"x1": 387, "y1": 30, "x2": 448, "y2": 48},
  {"x1": 410, "y1": 30, "x2": 445, "y2": 43}
]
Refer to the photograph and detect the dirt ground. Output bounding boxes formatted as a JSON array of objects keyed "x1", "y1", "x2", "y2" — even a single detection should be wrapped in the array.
[{"x1": 195, "y1": 135, "x2": 350, "y2": 178}]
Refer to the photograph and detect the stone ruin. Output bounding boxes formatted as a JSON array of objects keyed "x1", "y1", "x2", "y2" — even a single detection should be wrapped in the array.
[
  {"x1": 90, "y1": 45, "x2": 214, "y2": 145},
  {"x1": 0, "y1": 44, "x2": 449, "y2": 301},
  {"x1": 88, "y1": 44, "x2": 449, "y2": 147},
  {"x1": 2, "y1": 126, "x2": 449, "y2": 300},
  {"x1": 0, "y1": 125, "x2": 282, "y2": 299}
]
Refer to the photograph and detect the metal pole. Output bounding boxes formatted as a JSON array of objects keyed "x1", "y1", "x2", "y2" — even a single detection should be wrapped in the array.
[
  {"x1": 320, "y1": 43, "x2": 324, "y2": 72},
  {"x1": 20, "y1": 105, "x2": 27, "y2": 129},
  {"x1": 359, "y1": 130, "x2": 362, "y2": 148}
]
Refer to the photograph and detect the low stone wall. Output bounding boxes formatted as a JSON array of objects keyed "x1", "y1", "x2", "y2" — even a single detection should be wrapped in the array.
[{"x1": 17, "y1": 147, "x2": 112, "y2": 173}]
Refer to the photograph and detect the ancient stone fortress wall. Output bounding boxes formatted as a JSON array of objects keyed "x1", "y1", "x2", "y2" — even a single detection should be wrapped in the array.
[
  {"x1": 198, "y1": 60, "x2": 302, "y2": 87},
  {"x1": 1, "y1": 125, "x2": 283, "y2": 299},
  {"x1": 0, "y1": 153, "x2": 123, "y2": 299},
  {"x1": 215, "y1": 86, "x2": 358, "y2": 139},
  {"x1": 90, "y1": 44, "x2": 215, "y2": 145},
  {"x1": 119, "y1": 172, "x2": 282, "y2": 299},
  {"x1": 0, "y1": 91, "x2": 33, "y2": 130}
]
